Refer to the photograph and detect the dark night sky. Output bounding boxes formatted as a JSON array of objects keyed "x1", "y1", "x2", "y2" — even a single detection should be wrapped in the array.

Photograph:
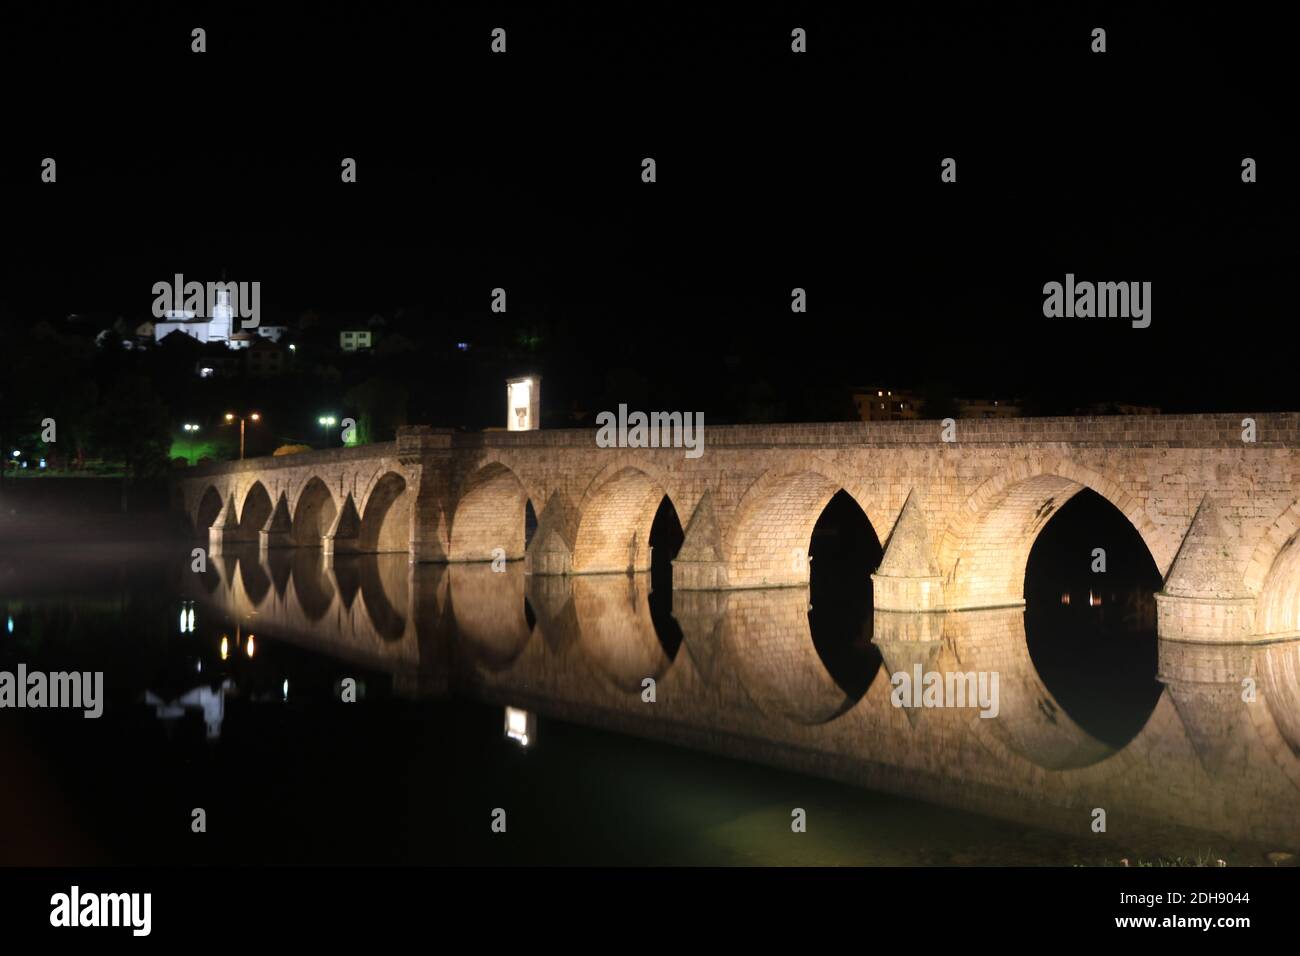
[{"x1": 1, "y1": 2, "x2": 1295, "y2": 417}]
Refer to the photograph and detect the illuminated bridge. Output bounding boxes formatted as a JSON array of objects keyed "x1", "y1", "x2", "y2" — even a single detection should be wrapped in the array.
[{"x1": 172, "y1": 413, "x2": 1300, "y2": 644}]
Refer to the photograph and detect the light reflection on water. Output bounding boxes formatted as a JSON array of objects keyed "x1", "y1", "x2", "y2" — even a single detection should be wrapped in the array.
[{"x1": 2, "y1": 545, "x2": 1298, "y2": 866}]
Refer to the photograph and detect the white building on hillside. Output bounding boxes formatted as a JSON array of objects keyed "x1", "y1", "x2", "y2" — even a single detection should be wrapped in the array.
[{"x1": 153, "y1": 287, "x2": 237, "y2": 346}]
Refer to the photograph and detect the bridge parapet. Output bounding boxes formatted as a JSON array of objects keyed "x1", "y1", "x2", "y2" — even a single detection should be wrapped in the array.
[
  {"x1": 187, "y1": 440, "x2": 399, "y2": 479},
  {"x1": 418, "y1": 413, "x2": 1300, "y2": 449}
]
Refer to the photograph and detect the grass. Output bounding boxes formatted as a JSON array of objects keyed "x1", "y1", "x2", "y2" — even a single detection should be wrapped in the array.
[{"x1": 1102, "y1": 849, "x2": 1226, "y2": 867}]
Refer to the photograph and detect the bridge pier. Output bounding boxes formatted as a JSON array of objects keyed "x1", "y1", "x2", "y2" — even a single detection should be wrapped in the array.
[
  {"x1": 259, "y1": 493, "x2": 294, "y2": 550},
  {"x1": 523, "y1": 492, "x2": 575, "y2": 575},
  {"x1": 1155, "y1": 496, "x2": 1258, "y2": 643},
  {"x1": 404, "y1": 458, "x2": 453, "y2": 563},
  {"x1": 409, "y1": 533, "x2": 451, "y2": 563},
  {"x1": 871, "y1": 492, "x2": 946, "y2": 612},
  {"x1": 322, "y1": 493, "x2": 361, "y2": 557},
  {"x1": 208, "y1": 492, "x2": 244, "y2": 553},
  {"x1": 672, "y1": 490, "x2": 728, "y2": 589},
  {"x1": 1155, "y1": 594, "x2": 1257, "y2": 643}
]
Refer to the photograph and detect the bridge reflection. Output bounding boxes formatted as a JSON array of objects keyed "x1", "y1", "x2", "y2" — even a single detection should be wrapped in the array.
[{"x1": 186, "y1": 549, "x2": 1300, "y2": 857}]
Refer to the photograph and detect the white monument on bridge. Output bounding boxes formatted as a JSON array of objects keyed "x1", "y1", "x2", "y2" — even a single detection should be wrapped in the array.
[{"x1": 506, "y1": 376, "x2": 540, "y2": 431}]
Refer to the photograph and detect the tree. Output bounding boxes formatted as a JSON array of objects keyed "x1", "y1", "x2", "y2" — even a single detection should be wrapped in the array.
[
  {"x1": 344, "y1": 375, "x2": 409, "y2": 444},
  {"x1": 85, "y1": 374, "x2": 172, "y2": 509},
  {"x1": 0, "y1": 322, "x2": 94, "y2": 481}
]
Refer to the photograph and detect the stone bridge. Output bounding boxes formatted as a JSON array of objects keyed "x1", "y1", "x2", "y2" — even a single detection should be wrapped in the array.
[{"x1": 171, "y1": 413, "x2": 1300, "y2": 644}]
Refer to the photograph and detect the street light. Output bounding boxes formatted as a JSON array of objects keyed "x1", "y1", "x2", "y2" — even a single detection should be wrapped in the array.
[
  {"x1": 318, "y1": 415, "x2": 337, "y2": 447},
  {"x1": 224, "y1": 412, "x2": 261, "y2": 460},
  {"x1": 178, "y1": 423, "x2": 203, "y2": 466}
]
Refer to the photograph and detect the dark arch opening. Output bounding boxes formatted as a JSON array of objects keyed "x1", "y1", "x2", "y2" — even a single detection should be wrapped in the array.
[
  {"x1": 239, "y1": 483, "x2": 273, "y2": 541},
  {"x1": 293, "y1": 477, "x2": 338, "y2": 546},
  {"x1": 808, "y1": 490, "x2": 884, "y2": 700},
  {"x1": 648, "y1": 495, "x2": 684, "y2": 660},
  {"x1": 524, "y1": 499, "x2": 538, "y2": 549},
  {"x1": 1024, "y1": 488, "x2": 1163, "y2": 747},
  {"x1": 358, "y1": 472, "x2": 409, "y2": 553},
  {"x1": 195, "y1": 487, "x2": 223, "y2": 537}
]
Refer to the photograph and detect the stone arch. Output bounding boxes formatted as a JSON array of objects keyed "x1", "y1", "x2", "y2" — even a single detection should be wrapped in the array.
[
  {"x1": 1254, "y1": 517, "x2": 1300, "y2": 637},
  {"x1": 357, "y1": 471, "x2": 411, "y2": 553},
  {"x1": 291, "y1": 476, "x2": 339, "y2": 546},
  {"x1": 938, "y1": 457, "x2": 1163, "y2": 611},
  {"x1": 194, "y1": 485, "x2": 224, "y2": 535},
  {"x1": 571, "y1": 460, "x2": 680, "y2": 574},
  {"x1": 239, "y1": 481, "x2": 274, "y2": 541},
  {"x1": 449, "y1": 461, "x2": 532, "y2": 562},
  {"x1": 1246, "y1": 500, "x2": 1300, "y2": 636},
  {"x1": 725, "y1": 460, "x2": 880, "y2": 589}
]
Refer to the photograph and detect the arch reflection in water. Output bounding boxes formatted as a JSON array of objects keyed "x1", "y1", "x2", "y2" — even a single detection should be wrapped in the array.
[
  {"x1": 722, "y1": 588, "x2": 871, "y2": 725},
  {"x1": 187, "y1": 549, "x2": 421, "y2": 678},
  {"x1": 1257, "y1": 641, "x2": 1300, "y2": 766},
  {"x1": 450, "y1": 563, "x2": 534, "y2": 672},
  {"x1": 185, "y1": 552, "x2": 1300, "y2": 857},
  {"x1": 945, "y1": 608, "x2": 1120, "y2": 770},
  {"x1": 467, "y1": 572, "x2": 683, "y2": 694},
  {"x1": 871, "y1": 609, "x2": 947, "y2": 728},
  {"x1": 571, "y1": 574, "x2": 674, "y2": 694},
  {"x1": 1158, "y1": 638, "x2": 1300, "y2": 789}
]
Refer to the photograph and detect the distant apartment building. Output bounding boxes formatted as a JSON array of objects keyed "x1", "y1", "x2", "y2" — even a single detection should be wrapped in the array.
[
  {"x1": 957, "y1": 397, "x2": 1022, "y2": 418},
  {"x1": 852, "y1": 386, "x2": 922, "y2": 421},
  {"x1": 245, "y1": 340, "x2": 286, "y2": 378},
  {"x1": 1077, "y1": 401, "x2": 1162, "y2": 416},
  {"x1": 340, "y1": 329, "x2": 373, "y2": 352},
  {"x1": 195, "y1": 354, "x2": 242, "y2": 378}
]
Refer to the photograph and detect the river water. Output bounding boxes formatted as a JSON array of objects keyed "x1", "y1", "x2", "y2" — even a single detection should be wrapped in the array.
[{"x1": 2, "y1": 535, "x2": 1298, "y2": 867}]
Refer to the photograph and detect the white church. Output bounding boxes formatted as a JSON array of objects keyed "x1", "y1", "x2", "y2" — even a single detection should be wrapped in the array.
[{"x1": 152, "y1": 288, "x2": 286, "y2": 348}]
